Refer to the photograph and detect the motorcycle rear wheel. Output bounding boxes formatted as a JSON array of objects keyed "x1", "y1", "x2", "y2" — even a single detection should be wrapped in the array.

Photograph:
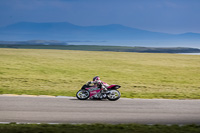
[
  {"x1": 107, "y1": 90, "x2": 121, "y2": 101},
  {"x1": 76, "y1": 90, "x2": 90, "y2": 100}
]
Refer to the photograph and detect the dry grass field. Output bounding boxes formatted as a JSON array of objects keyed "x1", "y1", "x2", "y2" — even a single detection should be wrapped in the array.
[{"x1": 0, "y1": 48, "x2": 200, "y2": 99}]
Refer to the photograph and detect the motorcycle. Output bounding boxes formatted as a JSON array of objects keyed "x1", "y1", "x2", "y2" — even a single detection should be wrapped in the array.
[{"x1": 76, "y1": 82, "x2": 121, "y2": 101}]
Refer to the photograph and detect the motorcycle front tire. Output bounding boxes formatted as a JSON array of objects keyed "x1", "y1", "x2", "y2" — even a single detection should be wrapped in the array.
[{"x1": 76, "y1": 89, "x2": 90, "y2": 100}]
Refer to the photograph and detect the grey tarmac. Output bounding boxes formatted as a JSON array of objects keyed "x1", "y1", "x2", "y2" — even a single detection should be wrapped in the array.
[{"x1": 0, "y1": 95, "x2": 200, "y2": 124}]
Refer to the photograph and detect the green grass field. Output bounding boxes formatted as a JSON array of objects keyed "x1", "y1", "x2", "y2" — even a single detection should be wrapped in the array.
[
  {"x1": 0, "y1": 123, "x2": 200, "y2": 133},
  {"x1": 0, "y1": 48, "x2": 200, "y2": 99}
]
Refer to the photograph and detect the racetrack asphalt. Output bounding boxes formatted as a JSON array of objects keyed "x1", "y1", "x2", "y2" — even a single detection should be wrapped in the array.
[{"x1": 0, "y1": 95, "x2": 200, "y2": 124}]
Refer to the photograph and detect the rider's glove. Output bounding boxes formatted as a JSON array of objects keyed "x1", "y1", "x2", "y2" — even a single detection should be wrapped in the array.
[{"x1": 86, "y1": 81, "x2": 91, "y2": 86}]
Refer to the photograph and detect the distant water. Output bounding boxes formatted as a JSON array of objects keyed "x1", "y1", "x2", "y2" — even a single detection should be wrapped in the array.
[
  {"x1": 66, "y1": 40, "x2": 200, "y2": 49},
  {"x1": 179, "y1": 53, "x2": 200, "y2": 55}
]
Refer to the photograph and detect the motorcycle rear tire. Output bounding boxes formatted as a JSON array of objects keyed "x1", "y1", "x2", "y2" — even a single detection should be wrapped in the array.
[{"x1": 107, "y1": 90, "x2": 121, "y2": 101}]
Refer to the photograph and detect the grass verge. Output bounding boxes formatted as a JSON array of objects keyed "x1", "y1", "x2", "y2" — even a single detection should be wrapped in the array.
[{"x1": 0, "y1": 123, "x2": 200, "y2": 133}]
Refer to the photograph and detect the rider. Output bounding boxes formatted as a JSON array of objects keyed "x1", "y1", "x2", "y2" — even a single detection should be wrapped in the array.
[{"x1": 86, "y1": 76, "x2": 109, "y2": 93}]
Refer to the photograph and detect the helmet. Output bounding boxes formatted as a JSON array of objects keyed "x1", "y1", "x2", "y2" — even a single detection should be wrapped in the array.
[{"x1": 93, "y1": 76, "x2": 100, "y2": 81}]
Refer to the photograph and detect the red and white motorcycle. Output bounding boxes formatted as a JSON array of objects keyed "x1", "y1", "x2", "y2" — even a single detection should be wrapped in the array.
[{"x1": 76, "y1": 82, "x2": 121, "y2": 101}]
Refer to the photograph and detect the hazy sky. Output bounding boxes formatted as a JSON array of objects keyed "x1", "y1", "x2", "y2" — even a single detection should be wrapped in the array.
[{"x1": 1, "y1": 0, "x2": 200, "y2": 34}]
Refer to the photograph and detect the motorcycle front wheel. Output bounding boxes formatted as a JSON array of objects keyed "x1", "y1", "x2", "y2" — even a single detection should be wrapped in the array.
[
  {"x1": 76, "y1": 89, "x2": 90, "y2": 100},
  {"x1": 107, "y1": 90, "x2": 121, "y2": 101}
]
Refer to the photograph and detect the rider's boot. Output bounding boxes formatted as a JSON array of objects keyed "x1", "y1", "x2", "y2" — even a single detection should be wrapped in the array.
[{"x1": 100, "y1": 93, "x2": 106, "y2": 99}]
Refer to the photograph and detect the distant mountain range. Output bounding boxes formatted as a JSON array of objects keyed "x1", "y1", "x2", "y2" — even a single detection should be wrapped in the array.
[{"x1": 0, "y1": 22, "x2": 200, "y2": 41}]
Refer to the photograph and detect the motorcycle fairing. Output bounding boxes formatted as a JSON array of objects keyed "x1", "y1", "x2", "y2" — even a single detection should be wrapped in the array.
[
  {"x1": 107, "y1": 85, "x2": 121, "y2": 90},
  {"x1": 85, "y1": 86, "x2": 102, "y2": 97}
]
